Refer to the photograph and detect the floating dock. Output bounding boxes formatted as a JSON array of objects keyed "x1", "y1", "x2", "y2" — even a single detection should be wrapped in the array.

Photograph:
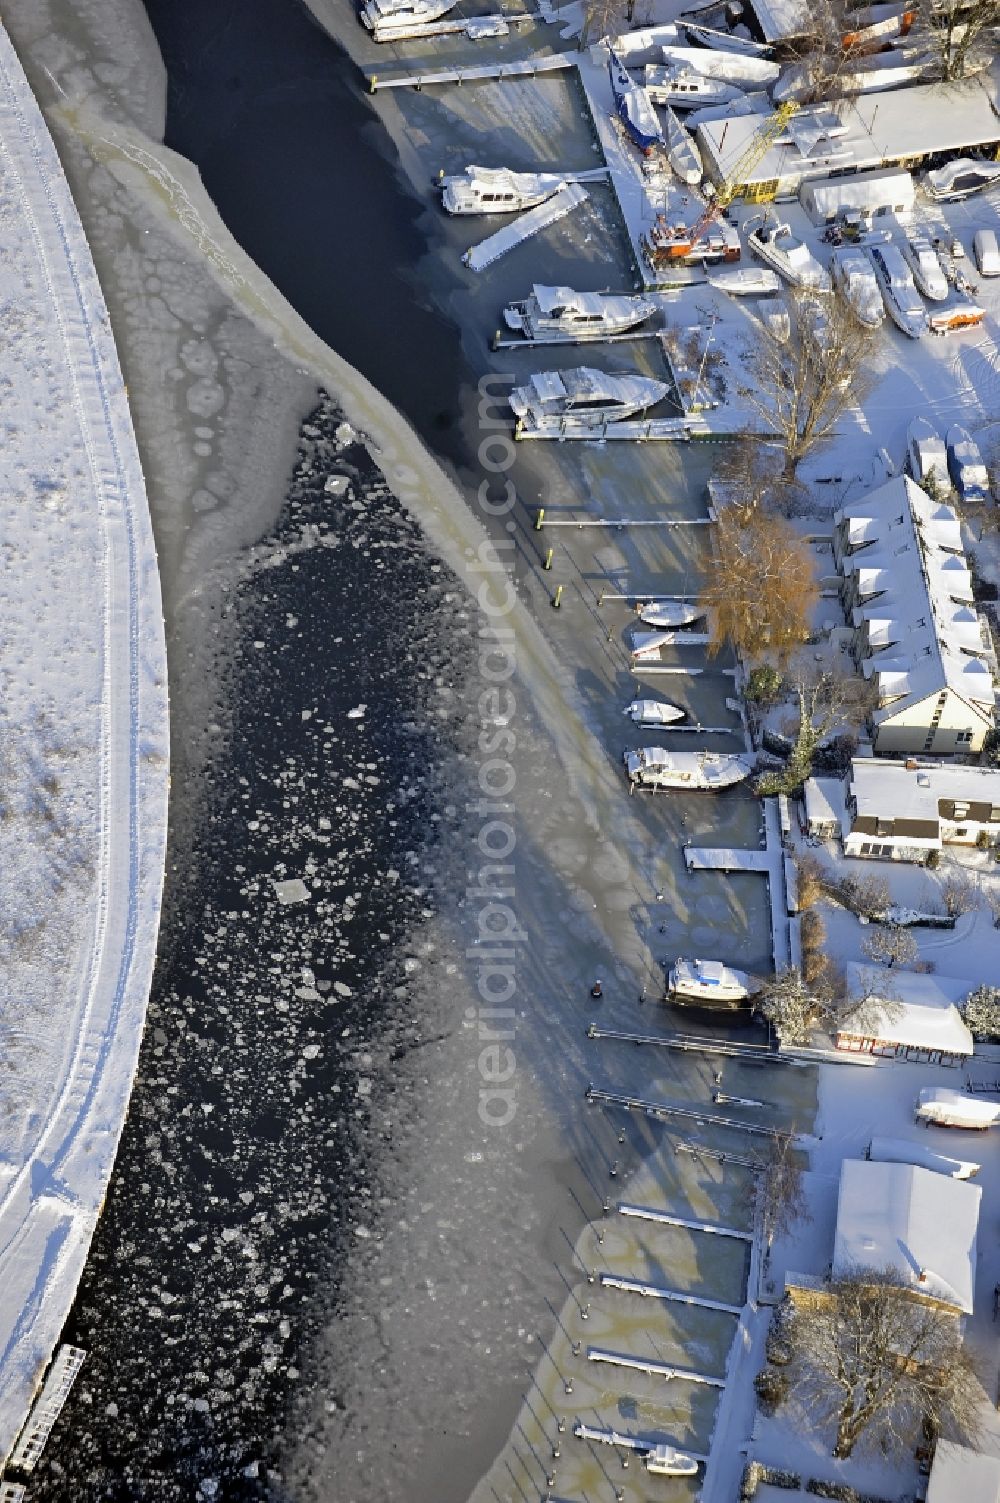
[
  {"x1": 463, "y1": 182, "x2": 590, "y2": 272},
  {"x1": 367, "y1": 45, "x2": 571, "y2": 91},
  {"x1": 586, "y1": 1083, "x2": 791, "y2": 1140},
  {"x1": 617, "y1": 1203, "x2": 753, "y2": 1240},
  {"x1": 573, "y1": 1422, "x2": 708, "y2": 1464},
  {"x1": 515, "y1": 412, "x2": 706, "y2": 441},
  {"x1": 588, "y1": 1346, "x2": 725, "y2": 1388},
  {"x1": 601, "y1": 1273, "x2": 742, "y2": 1316},
  {"x1": 684, "y1": 847, "x2": 771, "y2": 872},
  {"x1": 585, "y1": 1025, "x2": 795, "y2": 1064},
  {"x1": 684, "y1": 799, "x2": 791, "y2": 971},
  {"x1": 7, "y1": 1345, "x2": 86, "y2": 1474}
]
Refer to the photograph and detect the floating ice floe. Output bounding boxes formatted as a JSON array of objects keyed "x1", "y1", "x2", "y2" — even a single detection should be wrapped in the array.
[{"x1": 272, "y1": 878, "x2": 310, "y2": 905}]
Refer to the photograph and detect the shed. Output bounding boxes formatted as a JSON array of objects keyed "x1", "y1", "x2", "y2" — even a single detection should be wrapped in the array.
[
  {"x1": 833, "y1": 1159, "x2": 980, "y2": 1313},
  {"x1": 927, "y1": 1442, "x2": 1000, "y2": 1503},
  {"x1": 799, "y1": 167, "x2": 915, "y2": 225},
  {"x1": 836, "y1": 964, "x2": 973, "y2": 1064},
  {"x1": 803, "y1": 775, "x2": 845, "y2": 839}
]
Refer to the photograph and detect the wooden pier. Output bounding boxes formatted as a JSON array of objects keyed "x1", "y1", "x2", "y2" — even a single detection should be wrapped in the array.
[
  {"x1": 493, "y1": 325, "x2": 668, "y2": 351},
  {"x1": 585, "y1": 1024, "x2": 795, "y2": 1065},
  {"x1": 617, "y1": 1203, "x2": 753, "y2": 1241},
  {"x1": 7, "y1": 1344, "x2": 86, "y2": 1473},
  {"x1": 538, "y1": 514, "x2": 711, "y2": 527},
  {"x1": 515, "y1": 413, "x2": 707, "y2": 441},
  {"x1": 588, "y1": 1346, "x2": 725, "y2": 1388},
  {"x1": 601, "y1": 1273, "x2": 742, "y2": 1316},
  {"x1": 367, "y1": 45, "x2": 571, "y2": 92},
  {"x1": 464, "y1": 182, "x2": 590, "y2": 272},
  {"x1": 586, "y1": 1083, "x2": 791, "y2": 1140},
  {"x1": 573, "y1": 1421, "x2": 707, "y2": 1464}
]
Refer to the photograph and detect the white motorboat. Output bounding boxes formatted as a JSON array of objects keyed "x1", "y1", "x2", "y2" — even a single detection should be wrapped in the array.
[
  {"x1": 440, "y1": 166, "x2": 567, "y2": 215},
  {"x1": 510, "y1": 368, "x2": 669, "y2": 428},
  {"x1": 907, "y1": 417, "x2": 949, "y2": 490},
  {"x1": 361, "y1": 0, "x2": 457, "y2": 36},
  {"x1": 609, "y1": 49, "x2": 664, "y2": 154},
  {"x1": 830, "y1": 247, "x2": 884, "y2": 328},
  {"x1": 902, "y1": 234, "x2": 948, "y2": 301},
  {"x1": 664, "y1": 107, "x2": 703, "y2": 185},
  {"x1": 658, "y1": 43, "x2": 780, "y2": 87},
  {"x1": 747, "y1": 219, "x2": 831, "y2": 292},
  {"x1": 645, "y1": 1444, "x2": 700, "y2": 1477},
  {"x1": 868, "y1": 243, "x2": 928, "y2": 338},
  {"x1": 503, "y1": 285, "x2": 657, "y2": 341},
  {"x1": 707, "y1": 266, "x2": 782, "y2": 296},
  {"x1": 624, "y1": 698, "x2": 686, "y2": 725},
  {"x1": 644, "y1": 63, "x2": 744, "y2": 108},
  {"x1": 623, "y1": 747, "x2": 752, "y2": 791},
  {"x1": 925, "y1": 157, "x2": 1000, "y2": 202},
  {"x1": 638, "y1": 600, "x2": 702, "y2": 627},
  {"x1": 946, "y1": 424, "x2": 990, "y2": 499},
  {"x1": 668, "y1": 956, "x2": 753, "y2": 1004},
  {"x1": 682, "y1": 20, "x2": 773, "y2": 54}
]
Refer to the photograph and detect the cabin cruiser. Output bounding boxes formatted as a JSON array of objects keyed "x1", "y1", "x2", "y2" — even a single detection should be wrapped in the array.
[
  {"x1": 624, "y1": 698, "x2": 686, "y2": 726},
  {"x1": 708, "y1": 266, "x2": 781, "y2": 296},
  {"x1": 907, "y1": 417, "x2": 949, "y2": 490},
  {"x1": 664, "y1": 108, "x2": 703, "y2": 185},
  {"x1": 623, "y1": 747, "x2": 752, "y2": 791},
  {"x1": 668, "y1": 956, "x2": 753, "y2": 1005},
  {"x1": 645, "y1": 1445, "x2": 700, "y2": 1477},
  {"x1": 830, "y1": 247, "x2": 884, "y2": 327},
  {"x1": 947, "y1": 425, "x2": 990, "y2": 499},
  {"x1": 925, "y1": 158, "x2": 1000, "y2": 202},
  {"x1": 638, "y1": 601, "x2": 701, "y2": 628},
  {"x1": 644, "y1": 63, "x2": 744, "y2": 109},
  {"x1": 503, "y1": 285, "x2": 657, "y2": 341},
  {"x1": 510, "y1": 368, "x2": 669, "y2": 428},
  {"x1": 868, "y1": 244, "x2": 928, "y2": 337},
  {"x1": 440, "y1": 166, "x2": 567, "y2": 215},
  {"x1": 361, "y1": 0, "x2": 457, "y2": 37},
  {"x1": 609, "y1": 49, "x2": 664, "y2": 154},
  {"x1": 747, "y1": 219, "x2": 830, "y2": 291},
  {"x1": 658, "y1": 43, "x2": 779, "y2": 88},
  {"x1": 902, "y1": 234, "x2": 948, "y2": 301}
]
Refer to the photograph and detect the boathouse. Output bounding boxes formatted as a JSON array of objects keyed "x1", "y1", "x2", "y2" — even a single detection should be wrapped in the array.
[{"x1": 835, "y1": 963, "x2": 973, "y2": 1065}]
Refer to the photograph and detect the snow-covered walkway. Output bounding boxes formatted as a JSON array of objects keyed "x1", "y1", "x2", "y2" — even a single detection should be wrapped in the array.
[{"x1": 0, "y1": 23, "x2": 168, "y2": 1463}]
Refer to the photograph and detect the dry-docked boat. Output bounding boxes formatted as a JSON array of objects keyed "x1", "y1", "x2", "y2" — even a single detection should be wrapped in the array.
[
  {"x1": 502, "y1": 285, "x2": 657, "y2": 341},
  {"x1": 907, "y1": 416, "x2": 949, "y2": 489},
  {"x1": 623, "y1": 747, "x2": 752, "y2": 791},
  {"x1": 609, "y1": 49, "x2": 664, "y2": 154},
  {"x1": 928, "y1": 301, "x2": 985, "y2": 335},
  {"x1": 925, "y1": 158, "x2": 1000, "y2": 202},
  {"x1": 638, "y1": 600, "x2": 702, "y2": 627},
  {"x1": 668, "y1": 956, "x2": 753, "y2": 1005},
  {"x1": 510, "y1": 368, "x2": 669, "y2": 427},
  {"x1": 361, "y1": 0, "x2": 457, "y2": 38},
  {"x1": 440, "y1": 166, "x2": 567, "y2": 215},
  {"x1": 747, "y1": 219, "x2": 830, "y2": 291},
  {"x1": 681, "y1": 19, "x2": 773, "y2": 53},
  {"x1": 624, "y1": 698, "x2": 686, "y2": 726},
  {"x1": 708, "y1": 266, "x2": 781, "y2": 295},
  {"x1": 831, "y1": 247, "x2": 884, "y2": 327},
  {"x1": 663, "y1": 107, "x2": 703, "y2": 185},
  {"x1": 946, "y1": 425, "x2": 990, "y2": 499},
  {"x1": 841, "y1": 0, "x2": 916, "y2": 48},
  {"x1": 868, "y1": 243, "x2": 928, "y2": 337},
  {"x1": 659, "y1": 42, "x2": 779, "y2": 87},
  {"x1": 902, "y1": 234, "x2": 948, "y2": 301},
  {"x1": 644, "y1": 63, "x2": 744, "y2": 108}
]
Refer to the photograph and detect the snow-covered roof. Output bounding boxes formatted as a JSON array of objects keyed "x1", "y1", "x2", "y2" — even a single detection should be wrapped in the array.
[
  {"x1": 803, "y1": 775, "x2": 845, "y2": 829},
  {"x1": 697, "y1": 78, "x2": 1000, "y2": 191},
  {"x1": 745, "y1": 0, "x2": 812, "y2": 42},
  {"x1": 928, "y1": 1443, "x2": 1000, "y2": 1503},
  {"x1": 849, "y1": 758, "x2": 1000, "y2": 825},
  {"x1": 840, "y1": 963, "x2": 974, "y2": 1057},
  {"x1": 833, "y1": 1159, "x2": 980, "y2": 1313},
  {"x1": 835, "y1": 476, "x2": 996, "y2": 726}
]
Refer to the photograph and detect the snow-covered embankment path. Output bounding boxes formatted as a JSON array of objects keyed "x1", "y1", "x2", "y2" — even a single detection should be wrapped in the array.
[{"x1": 0, "y1": 21, "x2": 168, "y2": 1462}]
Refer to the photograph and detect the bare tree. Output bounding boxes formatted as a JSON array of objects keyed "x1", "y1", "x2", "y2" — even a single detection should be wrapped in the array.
[
  {"x1": 837, "y1": 870, "x2": 890, "y2": 921},
  {"x1": 740, "y1": 290, "x2": 877, "y2": 479},
  {"x1": 800, "y1": 906, "x2": 829, "y2": 987},
  {"x1": 756, "y1": 1138, "x2": 811, "y2": 1252},
  {"x1": 699, "y1": 504, "x2": 819, "y2": 663},
  {"x1": 839, "y1": 961, "x2": 905, "y2": 1037},
  {"x1": 787, "y1": 1268, "x2": 982, "y2": 1459},
  {"x1": 794, "y1": 851, "x2": 830, "y2": 910},
  {"x1": 771, "y1": 666, "x2": 874, "y2": 794},
  {"x1": 861, "y1": 922, "x2": 918, "y2": 970},
  {"x1": 940, "y1": 872, "x2": 981, "y2": 918},
  {"x1": 928, "y1": 0, "x2": 1000, "y2": 80}
]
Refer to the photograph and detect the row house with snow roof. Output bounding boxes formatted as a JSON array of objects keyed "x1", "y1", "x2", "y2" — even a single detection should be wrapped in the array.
[{"x1": 832, "y1": 476, "x2": 997, "y2": 756}]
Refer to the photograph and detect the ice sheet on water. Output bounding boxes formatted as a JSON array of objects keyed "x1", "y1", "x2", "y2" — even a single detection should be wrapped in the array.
[{"x1": 272, "y1": 879, "x2": 309, "y2": 906}]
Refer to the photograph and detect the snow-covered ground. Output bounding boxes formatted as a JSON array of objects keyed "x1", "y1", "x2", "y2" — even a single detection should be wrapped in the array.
[{"x1": 0, "y1": 18, "x2": 168, "y2": 1460}]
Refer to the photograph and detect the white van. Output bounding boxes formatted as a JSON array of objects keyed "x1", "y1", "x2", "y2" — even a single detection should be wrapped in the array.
[{"x1": 974, "y1": 228, "x2": 1000, "y2": 276}]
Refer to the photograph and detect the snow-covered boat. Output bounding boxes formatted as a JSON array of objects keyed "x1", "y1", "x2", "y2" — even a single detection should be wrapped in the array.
[
  {"x1": 946, "y1": 424, "x2": 990, "y2": 499},
  {"x1": 623, "y1": 747, "x2": 752, "y2": 791},
  {"x1": 668, "y1": 956, "x2": 753, "y2": 1004},
  {"x1": 756, "y1": 297, "x2": 790, "y2": 341},
  {"x1": 645, "y1": 1444, "x2": 701, "y2": 1477},
  {"x1": 916, "y1": 1086, "x2": 1000, "y2": 1130},
  {"x1": 868, "y1": 243, "x2": 928, "y2": 338},
  {"x1": 907, "y1": 417, "x2": 949, "y2": 490},
  {"x1": 440, "y1": 166, "x2": 567, "y2": 215},
  {"x1": 928, "y1": 301, "x2": 985, "y2": 335},
  {"x1": 644, "y1": 213, "x2": 742, "y2": 267},
  {"x1": 925, "y1": 157, "x2": 1000, "y2": 202},
  {"x1": 503, "y1": 285, "x2": 657, "y2": 341},
  {"x1": 708, "y1": 266, "x2": 781, "y2": 295},
  {"x1": 609, "y1": 49, "x2": 664, "y2": 154},
  {"x1": 510, "y1": 368, "x2": 669, "y2": 427},
  {"x1": 901, "y1": 234, "x2": 948, "y2": 301},
  {"x1": 658, "y1": 43, "x2": 780, "y2": 87},
  {"x1": 644, "y1": 63, "x2": 743, "y2": 108},
  {"x1": 624, "y1": 698, "x2": 686, "y2": 725},
  {"x1": 841, "y1": 1, "x2": 916, "y2": 48},
  {"x1": 831, "y1": 247, "x2": 884, "y2": 327},
  {"x1": 664, "y1": 107, "x2": 703, "y2": 185},
  {"x1": 630, "y1": 629, "x2": 694, "y2": 659},
  {"x1": 747, "y1": 219, "x2": 831, "y2": 292},
  {"x1": 638, "y1": 600, "x2": 701, "y2": 627},
  {"x1": 681, "y1": 19, "x2": 773, "y2": 53},
  {"x1": 361, "y1": 0, "x2": 457, "y2": 37}
]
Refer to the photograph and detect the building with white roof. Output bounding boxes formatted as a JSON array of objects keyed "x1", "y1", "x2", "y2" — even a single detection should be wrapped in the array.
[
  {"x1": 836, "y1": 963, "x2": 974, "y2": 1065},
  {"x1": 928, "y1": 1442, "x2": 1000, "y2": 1503},
  {"x1": 696, "y1": 78, "x2": 1000, "y2": 200},
  {"x1": 839, "y1": 757, "x2": 1000, "y2": 860},
  {"x1": 832, "y1": 1159, "x2": 980, "y2": 1314},
  {"x1": 832, "y1": 476, "x2": 997, "y2": 756}
]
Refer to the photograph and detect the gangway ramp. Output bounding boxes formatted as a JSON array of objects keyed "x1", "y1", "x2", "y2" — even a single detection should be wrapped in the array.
[{"x1": 463, "y1": 182, "x2": 590, "y2": 272}]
